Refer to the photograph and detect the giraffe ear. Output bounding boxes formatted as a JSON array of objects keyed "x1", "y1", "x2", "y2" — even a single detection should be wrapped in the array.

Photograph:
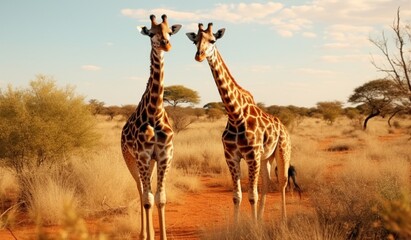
[
  {"x1": 214, "y1": 28, "x2": 225, "y2": 40},
  {"x1": 186, "y1": 32, "x2": 197, "y2": 43},
  {"x1": 137, "y1": 26, "x2": 151, "y2": 36},
  {"x1": 170, "y1": 24, "x2": 182, "y2": 35}
]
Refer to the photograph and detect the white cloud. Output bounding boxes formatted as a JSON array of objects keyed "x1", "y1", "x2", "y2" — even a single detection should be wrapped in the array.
[
  {"x1": 302, "y1": 32, "x2": 317, "y2": 38},
  {"x1": 81, "y1": 65, "x2": 101, "y2": 71},
  {"x1": 297, "y1": 68, "x2": 335, "y2": 76},
  {"x1": 324, "y1": 24, "x2": 372, "y2": 47},
  {"x1": 121, "y1": 2, "x2": 284, "y2": 24},
  {"x1": 121, "y1": 1, "x2": 411, "y2": 49},
  {"x1": 321, "y1": 54, "x2": 371, "y2": 63},
  {"x1": 277, "y1": 29, "x2": 293, "y2": 37},
  {"x1": 211, "y1": 2, "x2": 283, "y2": 23},
  {"x1": 121, "y1": 8, "x2": 199, "y2": 22}
]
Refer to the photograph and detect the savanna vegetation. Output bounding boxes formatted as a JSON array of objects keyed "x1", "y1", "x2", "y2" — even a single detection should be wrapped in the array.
[
  {"x1": 1, "y1": 75, "x2": 410, "y2": 239},
  {"x1": 1, "y1": 8, "x2": 411, "y2": 240}
]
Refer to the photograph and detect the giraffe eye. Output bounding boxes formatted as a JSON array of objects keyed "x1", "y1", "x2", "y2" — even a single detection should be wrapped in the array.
[{"x1": 210, "y1": 40, "x2": 216, "y2": 44}]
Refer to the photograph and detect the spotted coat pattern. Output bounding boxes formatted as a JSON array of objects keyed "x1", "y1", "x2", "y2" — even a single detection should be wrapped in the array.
[{"x1": 187, "y1": 23, "x2": 291, "y2": 221}]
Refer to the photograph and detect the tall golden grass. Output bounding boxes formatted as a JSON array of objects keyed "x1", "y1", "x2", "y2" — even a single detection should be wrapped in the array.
[
  {"x1": 0, "y1": 115, "x2": 410, "y2": 239},
  {"x1": 204, "y1": 116, "x2": 411, "y2": 239}
]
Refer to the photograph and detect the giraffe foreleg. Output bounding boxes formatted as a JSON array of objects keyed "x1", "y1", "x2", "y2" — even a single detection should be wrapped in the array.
[
  {"x1": 226, "y1": 155, "x2": 242, "y2": 223},
  {"x1": 155, "y1": 147, "x2": 173, "y2": 240},
  {"x1": 245, "y1": 154, "x2": 261, "y2": 221},
  {"x1": 137, "y1": 153, "x2": 155, "y2": 240}
]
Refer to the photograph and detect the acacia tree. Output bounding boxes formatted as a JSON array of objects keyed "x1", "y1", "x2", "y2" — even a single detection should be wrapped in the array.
[
  {"x1": 88, "y1": 99, "x2": 105, "y2": 115},
  {"x1": 0, "y1": 75, "x2": 98, "y2": 173},
  {"x1": 316, "y1": 101, "x2": 343, "y2": 125},
  {"x1": 203, "y1": 102, "x2": 225, "y2": 119},
  {"x1": 348, "y1": 79, "x2": 402, "y2": 129},
  {"x1": 164, "y1": 85, "x2": 200, "y2": 107},
  {"x1": 370, "y1": 8, "x2": 411, "y2": 116}
]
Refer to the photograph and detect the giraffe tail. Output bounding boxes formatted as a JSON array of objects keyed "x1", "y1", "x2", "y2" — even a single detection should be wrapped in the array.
[
  {"x1": 275, "y1": 165, "x2": 303, "y2": 199},
  {"x1": 289, "y1": 165, "x2": 303, "y2": 199}
]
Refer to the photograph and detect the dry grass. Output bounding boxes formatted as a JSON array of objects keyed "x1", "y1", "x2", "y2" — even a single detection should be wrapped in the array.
[
  {"x1": 21, "y1": 167, "x2": 80, "y2": 226},
  {"x1": 0, "y1": 115, "x2": 410, "y2": 238},
  {"x1": 0, "y1": 168, "x2": 20, "y2": 230},
  {"x1": 203, "y1": 116, "x2": 411, "y2": 239},
  {"x1": 173, "y1": 119, "x2": 227, "y2": 175}
]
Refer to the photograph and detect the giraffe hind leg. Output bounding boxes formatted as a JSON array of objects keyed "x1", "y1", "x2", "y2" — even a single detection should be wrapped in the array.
[
  {"x1": 274, "y1": 145, "x2": 289, "y2": 220},
  {"x1": 121, "y1": 148, "x2": 147, "y2": 240},
  {"x1": 258, "y1": 155, "x2": 274, "y2": 220}
]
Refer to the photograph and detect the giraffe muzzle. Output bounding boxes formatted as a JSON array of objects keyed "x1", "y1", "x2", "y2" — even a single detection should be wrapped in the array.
[{"x1": 195, "y1": 50, "x2": 205, "y2": 62}]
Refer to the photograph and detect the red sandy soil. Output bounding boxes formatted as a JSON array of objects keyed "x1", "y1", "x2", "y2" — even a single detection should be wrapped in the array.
[{"x1": 0, "y1": 176, "x2": 312, "y2": 240}]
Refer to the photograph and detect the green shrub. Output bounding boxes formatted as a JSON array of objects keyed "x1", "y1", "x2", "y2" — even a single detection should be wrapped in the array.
[{"x1": 0, "y1": 75, "x2": 99, "y2": 173}]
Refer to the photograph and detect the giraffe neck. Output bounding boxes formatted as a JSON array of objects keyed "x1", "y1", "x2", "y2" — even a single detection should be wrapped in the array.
[
  {"x1": 140, "y1": 48, "x2": 165, "y2": 115},
  {"x1": 207, "y1": 48, "x2": 255, "y2": 120}
]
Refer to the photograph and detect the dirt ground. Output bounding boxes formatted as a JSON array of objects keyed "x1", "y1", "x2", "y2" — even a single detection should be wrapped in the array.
[{"x1": 0, "y1": 175, "x2": 312, "y2": 240}]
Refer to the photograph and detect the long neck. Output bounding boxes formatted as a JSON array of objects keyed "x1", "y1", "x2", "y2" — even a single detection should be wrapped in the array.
[
  {"x1": 207, "y1": 48, "x2": 255, "y2": 120},
  {"x1": 141, "y1": 48, "x2": 165, "y2": 112}
]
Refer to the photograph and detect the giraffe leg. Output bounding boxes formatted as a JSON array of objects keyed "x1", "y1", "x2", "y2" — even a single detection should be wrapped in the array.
[
  {"x1": 155, "y1": 150, "x2": 172, "y2": 240},
  {"x1": 122, "y1": 149, "x2": 147, "y2": 240},
  {"x1": 275, "y1": 146, "x2": 289, "y2": 221},
  {"x1": 246, "y1": 156, "x2": 260, "y2": 221},
  {"x1": 137, "y1": 153, "x2": 155, "y2": 240},
  {"x1": 258, "y1": 156, "x2": 274, "y2": 220},
  {"x1": 226, "y1": 157, "x2": 242, "y2": 223}
]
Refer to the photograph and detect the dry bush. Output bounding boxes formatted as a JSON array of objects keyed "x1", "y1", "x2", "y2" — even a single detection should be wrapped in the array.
[
  {"x1": 325, "y1": 140, "x2": 356, "y2": 152},
  {"x1": 0, "y1": 167, "x2": 21, "y2": 230},
  {"x1": 70, "y1": 154, "x2": 136, "y2": 216},
  {"x1": 378, "y1": 191, "x2": 411, "y2": 239},
  {"x1": 21, "y1": 167, "x2": 80, "y2": 226},
  {"x1": 0, "y1": 167, "x2": 20, "y2": 208}
]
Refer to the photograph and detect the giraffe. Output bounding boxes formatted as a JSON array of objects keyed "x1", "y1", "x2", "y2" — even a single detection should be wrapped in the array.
[
  {"x1": 186, "y1": 23, "x2": 291, "y2": 222},
  {"x1": 121, "y1": 14, "x2": 181, "y2": 240}
]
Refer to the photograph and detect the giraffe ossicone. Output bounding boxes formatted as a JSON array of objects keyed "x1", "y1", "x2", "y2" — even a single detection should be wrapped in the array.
[
  {"x1": 186, "y1": 23, "x2": 293, "y2": 222},
  {"x1": 121, "y1": 14, "x2": 181, "y2": 240}
]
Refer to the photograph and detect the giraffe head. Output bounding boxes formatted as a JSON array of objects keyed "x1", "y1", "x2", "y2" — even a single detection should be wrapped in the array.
[
  {"x1": 186, "y1": 23, "x2": 225, "y2": 62},
  {"x1": 138, "y1": 14, "x2": 182, "y2": 52}
]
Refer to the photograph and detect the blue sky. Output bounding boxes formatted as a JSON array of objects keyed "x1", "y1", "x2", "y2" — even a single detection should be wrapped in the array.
[{"x1": 1, "y1": 1, "x2": 411, "y2": 108}]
